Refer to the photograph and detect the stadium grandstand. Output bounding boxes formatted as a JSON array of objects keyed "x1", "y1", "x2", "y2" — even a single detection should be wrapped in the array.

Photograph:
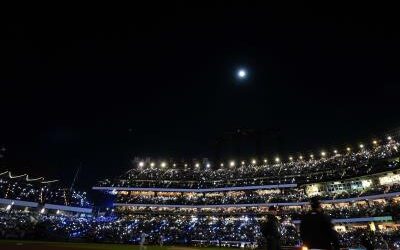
[
  {"x1": 1, "y1": 133, "x2": 400, "y2": 249},
  {"x1": 0, "y1": 171, "x2": 92, "y2": 214}
]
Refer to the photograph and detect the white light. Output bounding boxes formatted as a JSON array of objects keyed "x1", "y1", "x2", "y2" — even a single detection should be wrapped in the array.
[
  {"x1": 241, "y1": 161, "x2": 245, "y2": 165},
  {"x1": 346, "y1": 147, "x2": 351, "y2": 152},
  {"x1": 173, "y1": 163, "x2": 176, "y2": 167},
  {"x1": 40, "y1": 208, "x2": 45, "y2": 214},
  {"x1": 206, "y1": 163, "x2": 211, "y2": 168},
  {"x1": 333, "y1": 150, "x2": 338, "y2": 154},
  {"x1": 56, "y1": 209, "x2": 60, "y2": 215},
  {"x1": 299, "y1": 155, "x2": 303, "y2": 160},
  {"x1": 150, "y1": 162, "x2": 155, "y2": 167},
  {"x1": 184, "y1": 163, "x2": 188, "y2": 167},
  {"x1": 251, "y1": 159, "x2": 257, "y2": 164},
  {"x1": 310, "y1": 154, "x2": 314, "y2": 159},
  {"x1": 263, "y1": 159, "x2": 267, "y2": 163},
  {"x1": 195, "y1": 163, "x2": 200, "y2": 167},
  {"x1": 238, "y1": 69, "x2": 247, "y2": 78},
  {"x1": 220, "y1": 163, "x2": 224, "y2": 167},
  {"x1": 230, "y1": 161, "x2": 235, "y2": 167},
  {"x1": 388, "y1": 136, "x2": 392, "y2": 140},
  {"x1": 359, "y1": 144, "x2": 364, "y2": 149},
  {"x1": 6, "y1": 204, "x2": 12, "y2": 211},
  {"x1": 289, "y1": 156, "x2": 293, "y2": 161},
  {"x1": 161, "y1": 162, "x2": 167, "y2": 167},
  {"x1": 321, "y1": 151, "x2": 326, "y2": 157},
  {"x1": 373, "y1": 140, "x2": 378, "y2": 145},
  {"x1": 275, "y1": 157, "x2": 280, "y2": 163},
  {"x1": 138, "y1": 161, "x2": 144, "y2": 167}
]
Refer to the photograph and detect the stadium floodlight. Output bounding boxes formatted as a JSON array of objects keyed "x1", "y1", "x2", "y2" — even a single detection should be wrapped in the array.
[
  {"x1": 150, "y1": 162, "x2": 155, "y2": 167},
  {"x1": 220, "y1": 163, "x2": 224, "y2": 167},
  {"x1": 333, "y1": 150, "x2": 338, "y2": 154},
  {"x1": 321, "y1": 151, "x2": 326, "y2": 157},
  {"x1": 263, "y1": 159, "x2": 267, "y2": 163},
  {"x1": 359, "y1": 144, "x2": 364, "y2": 149},
  {"x1": 373, "y1": 140, "x2": 378, "y2": 145},
  {"x1": 230, "y1": 161, "x2": 235, "y2": 167},
  {"x1": 138, "y1": 161, "x2": 144, "y2": 167},
  {"x1": 161, "y1": 162, "x2": 167, "y2": 167},
  {"x1": 388, "y1": 136, "x2": 392, "y2": 140},
  {"x1": 251, "y1": 159, "x2": 257, "y2": 164},
  {"x1": 274, "y1": 157, "x2": 280, "y2": 163},
  {"x1": 289, "y1": 156, "x2": 293, "y2": 161},
  {"x1": 299, "y1": 155, "x2": 303, "y2": 160},
  {"x1": 346, "y1": 147, "x2": 351, "y2": 152},
  {"x1": 195, "y1": 163, "x2": 200, "y2": 168},
  {"x1": 206, "y1": 163, "x2": 211, "y2": 168},
  {"x1": 241, "y1": 161, "x2": 245, "y2": 165},
  {"x1": 173, "y1": 163, "x2": 176, "y2": 167}
]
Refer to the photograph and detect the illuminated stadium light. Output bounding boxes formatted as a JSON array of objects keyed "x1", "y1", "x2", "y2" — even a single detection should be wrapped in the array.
[
  {"x1": 388, "y1": 136, "x2": 392, "y2": 140},
  {"x1": 321, "y1": 151, "x2": 326, "y2": 157},
  {"x1": 299, "y1": 155, "x2": 303, "y2": 160},
  {"x1": 150, "y1": 162, "x2": 155, "y2": 167},
  {"x1": 359, "y1": 144, "x2": 364, "y2": 149},
  {"x1": 138, "y1": 161, "x2": 144, "y2": 167},
  {"x1": 346, "y1": 147, "x2": 351, "y2": 152},
  {"x1": 289, "y1": 156, "x2": 293, "y2": 161},
  {"x1": 263, "y1": 159, "x2": 267, "y2": 163},
  {"x1": 161, "y1": 162, "x2": 167, "y2": 167},
  {"x1": 220, "y1": 163, "x2": 224, "y2": 167},
  {"x1": 251, "y1": 159, "x2": 257, "y2": 164},
  {"x1": 206, "y1": 163, "x2": 211, "y2": 168},
  {"x1": 333, "y1": 150, "x2": 338, "y2": 154},
  {"x1": 230, "y1": 161, "x2": 235, "y2": 167},
  {"x1": 195, "y1": 163, "x2": 200, "y2": 168},
  {"x1": 241, "y1": 161, "x2": 245, "y2": 165},
  {"x1": 373, "y1": 140, "x2": 378, "y2": 145},
  {"x1": 173, "y1": 163, "x2": 176, "y2": 167},
  {"x1": 274, "y1": 157, "x2": 280, "y2": 163}
]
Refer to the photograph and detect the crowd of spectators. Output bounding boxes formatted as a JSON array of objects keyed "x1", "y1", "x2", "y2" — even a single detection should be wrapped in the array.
[
  {"x1": 99, "y1": 139, "x2": 400, "y2": 189},
  {"x1": 1, "y1": 209, "x2": 400, "y2": 249},
  {"x1": 0, "y1": 172, "x2": 91, "y2": 208},
  {"x1": 114, "y1": 183, "x2": 400, "y2": 206}
]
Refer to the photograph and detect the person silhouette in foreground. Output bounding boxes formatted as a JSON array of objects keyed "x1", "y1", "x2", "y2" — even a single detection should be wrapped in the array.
[
  {"x1": 260, "y1": 206, "x2": 281, "y2": 250},
  {"x1": 300, "y1": 197, "x2": 340, "y2": 250}
]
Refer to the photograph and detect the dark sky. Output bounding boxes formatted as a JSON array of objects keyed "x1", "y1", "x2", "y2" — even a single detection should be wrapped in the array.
[{"x1": 1, "y1": 3, "x2": 400, "y2": 189}]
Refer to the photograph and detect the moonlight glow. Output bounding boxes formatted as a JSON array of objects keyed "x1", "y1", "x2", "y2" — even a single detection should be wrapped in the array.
[{"x1": 237, "y1": 69, "x2": 247, "y2": 79}]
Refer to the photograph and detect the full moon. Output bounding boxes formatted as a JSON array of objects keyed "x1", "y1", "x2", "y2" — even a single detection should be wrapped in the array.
[{"x1": 237, "y1": 69, "x2": 247, "y2": 79}]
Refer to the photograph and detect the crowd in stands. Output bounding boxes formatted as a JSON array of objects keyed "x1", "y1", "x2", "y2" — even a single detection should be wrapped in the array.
[
  {"x1": 0, "y1": 171, "x2": 91, "y2": 208},
  {"x1": 1, "y1": 209, "x2": 400, "y2": 249},
  {"x1": 99, "y1": 139, "x2": 400, "y2": 189},
  {"x1": 114, "y1": 183, "x2": 400, "y2": 206}
]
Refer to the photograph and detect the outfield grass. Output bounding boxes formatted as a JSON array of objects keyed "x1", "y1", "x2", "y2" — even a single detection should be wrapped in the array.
[{"x1": 0, "y1": 240, "x2": 223, "y2": 250}]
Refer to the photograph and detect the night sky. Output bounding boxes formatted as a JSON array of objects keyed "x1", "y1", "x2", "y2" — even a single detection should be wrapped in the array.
[{"x1": 1, "y1": 3, "x2": 400, "y2": 189}]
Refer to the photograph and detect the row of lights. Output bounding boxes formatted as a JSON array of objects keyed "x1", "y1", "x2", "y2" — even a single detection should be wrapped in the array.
[{"x1": 137, "y1": 137, "x2": 395, "y2": 168}]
